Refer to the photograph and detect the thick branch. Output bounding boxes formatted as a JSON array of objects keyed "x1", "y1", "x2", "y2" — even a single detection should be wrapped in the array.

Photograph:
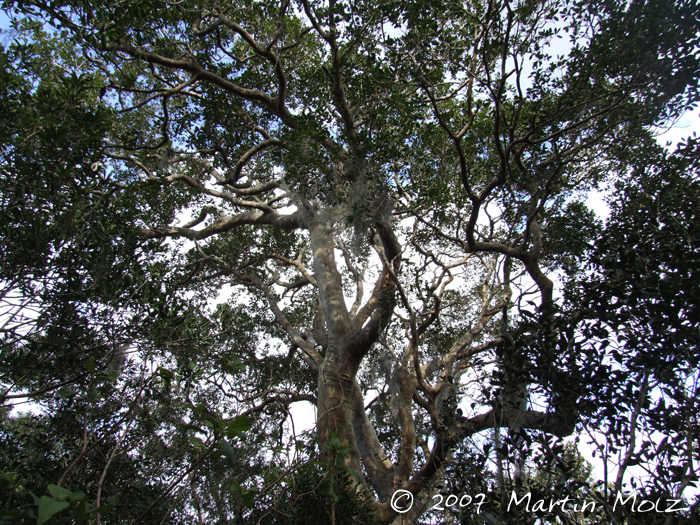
[
  {"x1": 310, "y1": 223, "x2": 352, "y2": 340},
  {"x1": 412, "y1": 408, "x2": 576, "y2": 485},
  {"x1": 107, "y1": 42, "x2": 289, "y2": 119},
  {"x1": 351, "y1": 381, "x2": 395, "y2": 501},
  {"x1": 141, "y1": 210, "x2": 303, "y2": 240},
  {"x1": 222, "y1": 138, "x2": 283, "y2": 185}
]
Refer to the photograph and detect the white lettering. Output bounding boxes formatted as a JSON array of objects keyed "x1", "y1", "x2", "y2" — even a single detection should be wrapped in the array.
[
  {"x1": 665, "y1": 499, "x2": 690, "y2": 513},
  {"x1": 532, "y1": 499, "x2": 546, "y2": 512},
  {"x1": 508, "y1": 491, "x2": 532, "y2": 512},
  {"x1": 555, "y1": 495, "x2": 571, "y2": 511},
  {"x1": 614, "y1": 492, "x2": 638, "y2": 512},
  {"x1": 474, "y1": 493, "x2": 486, "y2": 513},
  {"x1": 459, "y1": 495, "x2": 472, "y2": 507},
  {"x1": 578, "y1": 500, "x2": 596, "y2": 513},
  {"x1": 637, "y1": 499, "x2": 655, "y2": 513}
]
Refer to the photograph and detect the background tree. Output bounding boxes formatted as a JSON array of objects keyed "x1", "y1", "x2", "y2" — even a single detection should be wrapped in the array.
[
  {"x1": 1, "y1": 0, "x2": 698, "y2": 523},
  {"x1": 562, "y1": 136, "x2": 700, "y2": 525}
]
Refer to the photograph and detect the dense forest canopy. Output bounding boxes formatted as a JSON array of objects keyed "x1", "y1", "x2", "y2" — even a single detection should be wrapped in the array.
[{"x1": 1, "y1": 0, "x2": 699, "y2": 523}]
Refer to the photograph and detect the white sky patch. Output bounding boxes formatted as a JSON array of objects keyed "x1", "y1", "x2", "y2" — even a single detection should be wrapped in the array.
[
  {"x1": 656, "y1": 109, "x2": 700, "y2": 149},
  {"x1": 585, "y1": 184, "x2": 611, "y2": 222},
  {"x1": 570, "y1": 110, "x2": 700, "y2": 500},
  {"x1": 2, "y1": 5, "x2": 698, "y2": 501},
  {"x1": 285, "y1": 400, "x2": 317, "y2": 446},
  {"x1": 585, "y1": 108, "x2": 700, "y2": 222}
]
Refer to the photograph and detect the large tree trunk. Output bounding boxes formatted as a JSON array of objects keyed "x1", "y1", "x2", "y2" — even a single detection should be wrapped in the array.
[
  {"x1": 317, "y1": 341, "x2": 364, "y2": 475},
  {"x1": 308, "y1": 220, "x2": 365, "y2": 472},
  {"x1": 307, "y1": 215, "x2": 405, "y2": 520}
]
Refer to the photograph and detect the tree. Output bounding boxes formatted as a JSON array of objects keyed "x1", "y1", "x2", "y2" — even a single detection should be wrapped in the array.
[
  {"x1": 1, "y1": 0, "x2": 699, "y2": 523},
  {"x1": 562, "y1": 136, "x2": 700, "y2": 525}
]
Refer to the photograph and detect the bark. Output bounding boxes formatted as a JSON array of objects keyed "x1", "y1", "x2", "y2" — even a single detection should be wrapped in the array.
[
  {"x1": 310, "y1": 220, "x2": 365, "y2": 473},
  {"x1": 351, "y1": 381, "x2": 395, "y2": 501},
  {"x1": 317, "y1": 341, "x2": 363, "y2": 474},
  {"x1": 310, "y1": 222, "x2": 352, "y2": 340}
]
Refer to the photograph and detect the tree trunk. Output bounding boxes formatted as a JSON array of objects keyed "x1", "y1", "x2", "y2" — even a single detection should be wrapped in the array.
[{"x1": 317, "y1": 342, "x2": 364, "y2": 475}]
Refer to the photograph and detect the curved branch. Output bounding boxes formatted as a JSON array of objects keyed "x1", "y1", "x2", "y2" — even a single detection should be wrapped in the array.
[
  {"x1": 106, "y1": 42, "x2": 288, "y2": 118},
  {"x1": 141, "y1": 210, "x2": 304, "y2": 240},
  {"x1": 411, "y1": 407, "x2": 576, "y2": 486},
  {"x1": 351, "y1": 381, "x2": 395, "y2": 501},
  {"x1": 222, "y1": 139, "x2": 283, "y2": 185}
]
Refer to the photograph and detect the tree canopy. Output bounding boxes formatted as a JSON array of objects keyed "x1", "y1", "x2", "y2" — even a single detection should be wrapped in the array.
[{"x1": 1, "y1": 0, "x2": 699, "y2": 523}]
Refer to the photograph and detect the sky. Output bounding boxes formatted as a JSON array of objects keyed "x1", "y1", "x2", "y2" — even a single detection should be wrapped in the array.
[{"x1": 2, "y1": 3, "x2": 699, "y2": 510}]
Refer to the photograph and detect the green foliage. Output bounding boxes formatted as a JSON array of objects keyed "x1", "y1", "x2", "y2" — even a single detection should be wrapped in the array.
[
  {"x1": 0, "y1": 0, "x2": 699, "y2": 523},
  {"x1": 246, "y1": 461, "x2": 378, "y2": 525}
]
